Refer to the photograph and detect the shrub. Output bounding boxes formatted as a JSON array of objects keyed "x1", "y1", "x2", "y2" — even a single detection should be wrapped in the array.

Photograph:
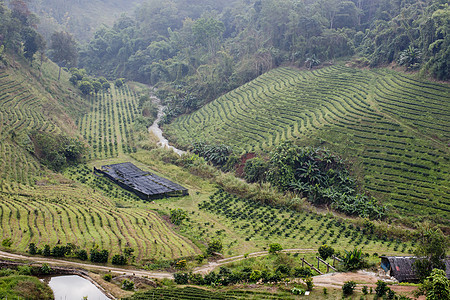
[
  {"x1": 318, "y1": 244, "x2": 335, "y2": 260},
  {"x1": 342, "y1": 281, "x2": 356, "y2": 296},
  {"x1": 40, "y1": 263, "x2": 51, "y2": 274},
  {"x1": 122, "y1": 279, "x2": 134, "y2": 291},
  {"x1": 111, "y1": 254, "x2": 127, "y2": 265},
  {"x1": 293, "y1": 266, "x2": 312, "y2": 278},
  {"x1": 2, "y1": 238, "x2": 12, "y2": 247},
  {"x1": 375, "y1": 280, "x2": 388, "y2": 298},
  {"x1": 42, "y1": 245, "x2": 51, "y2": 256},
  {"x1": 174, "y1": 272, "x2": 189, "y2": 284},
  {"x1": 90, "y1": 248, "x2": 109, "y2": 263},
  {"x1": 362, "y1": 285, "x2": 368, "y2": 295},
  {"x1": 76, "y1": 249, "x2": 88, "y2": 261},
  {"x1": 103, "y1": 273, "x2": 112, "y2": 282},
  {"x1": 170, "y1": 208, "x2": 187, "y2": 225},
  {"x1": 305, "y1": 276, "x2": 314, "y2": 291},
  {"x1": 28, "y1": 243, "x2": 37, "y2": 255},
  {"x1": 421, "y1": 269, "x2": 450, "y2": 300},
  {"x1": 342, "y1": 248, "x2": 367, "y2": 271},
  {"x1": 114, "y1": 78, "x2": 124, "y2": 88},
  {"x1": 176, "y1": 260, "x2": 187, "y2": 269},
  {"x1": 244, "y1": 157, "x2": 268, "y2": 183},
  {"x1": 207, "y1": 239, "x2": 223, "y2": 256},
  {"x1": 17, "y1": 265, "x2": 32, "y2": 275},
  {"x1": 291, "y1": 287, "x2": 306, "y2": 295},
  {"x1": 268, "y1": 243, "x2": 283, "y2": 254},
  {"x1": 79, "y1": 81, "x2": 93, "y2": 95}
]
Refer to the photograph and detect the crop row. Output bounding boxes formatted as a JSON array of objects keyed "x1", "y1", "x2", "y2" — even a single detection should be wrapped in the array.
[
  {"x1": 199, "y1": 190, "x2": 412, "y2": 254},
  {"x1": 0, "y1": 167, "x2": 200, "y2": 261},
  {"x1": 77, "y1": 84, "x2": 139, "y2": 159},
  {"x1": 0, "y1": 70, "x2": 61, "y2": 185},
  {"x1": 166, "y1": 66, "x2": 449, "y2": 222}
]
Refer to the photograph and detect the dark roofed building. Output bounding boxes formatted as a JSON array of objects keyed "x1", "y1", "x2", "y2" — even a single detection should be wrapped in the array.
[
  {"x1": 95, "y1": 162, "x2": 188, "y2": 200},
  {"x1": 380, "y1": 256, "x2": 450, "y2": 282}
]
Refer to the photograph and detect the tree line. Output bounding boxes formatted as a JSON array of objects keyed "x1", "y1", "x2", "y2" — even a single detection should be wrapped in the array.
[{"x1": 76, "y1": 0, "x2": 448, "y2": 121}]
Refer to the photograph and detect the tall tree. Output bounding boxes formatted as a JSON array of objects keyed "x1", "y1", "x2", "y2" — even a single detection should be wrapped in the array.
[{"x1": 49, "y1": 31, "x2": 77, "y2": 80}]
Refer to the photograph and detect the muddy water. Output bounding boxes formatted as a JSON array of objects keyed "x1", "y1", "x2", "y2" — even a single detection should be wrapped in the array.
[{"x1": 148, "y1": 96, "x2": 186, "y2": 156}]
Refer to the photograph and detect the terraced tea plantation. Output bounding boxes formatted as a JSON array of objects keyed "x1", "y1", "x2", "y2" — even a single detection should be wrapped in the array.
[
  {"x1": 0, "y1": 165, "x2": 200, "y2": 261},
  {"x1": 126, "y1": 286, "x2": 295, "y2": 299},
  {"x1": 77, "y1": 84, "x2": 140, "y2": 159},
  {"x1": 166, "y1": 66, "x2": 450, "y2": 224},
  {"x1": 199, "y1": 190, "x2": 412, "y2": 254},
  {"x1": 0, "y1": 68, "x2": 63, "y2": 185}
]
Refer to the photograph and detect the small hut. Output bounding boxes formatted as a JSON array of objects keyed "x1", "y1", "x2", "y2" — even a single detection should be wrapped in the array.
[
  {"x1": 94, "y1": 162, "x2": 188, "y2": 200},
  {"x1": 380, "y1": 256, "x2": 450, "y2": 282}
]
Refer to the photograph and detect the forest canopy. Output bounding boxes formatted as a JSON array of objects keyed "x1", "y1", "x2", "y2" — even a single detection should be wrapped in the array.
[{"x1": 73, "y1": 0, "x2": 449, "y2": 121}]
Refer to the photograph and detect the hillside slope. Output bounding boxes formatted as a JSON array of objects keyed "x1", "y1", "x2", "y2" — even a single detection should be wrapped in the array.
[
  {"x1": 0, "y1": 57, "x2": 200, "y2": 259},
  {"x1": 165, "y1": 65, "x2": 450, "y2": 225},
  {"x1": 0, "y1": 57, "x2": 85, "y2": 186}
]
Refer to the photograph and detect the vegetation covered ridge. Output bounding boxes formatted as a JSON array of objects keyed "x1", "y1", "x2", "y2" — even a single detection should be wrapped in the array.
[
  {"x1": 165, "y1": 65, "x2": 450, "y2": 225},
  {"x1": 0, "y1": 164, "x2": 200, "y2": 262}
]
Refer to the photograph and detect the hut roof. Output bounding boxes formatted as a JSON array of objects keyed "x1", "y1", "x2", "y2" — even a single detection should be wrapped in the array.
[
  {"x1": 100, "y1": 162, "x2": 187, "y2": 199},
  {"x1": 380, "y1": 256, "x2": 450, "y2": 282}
]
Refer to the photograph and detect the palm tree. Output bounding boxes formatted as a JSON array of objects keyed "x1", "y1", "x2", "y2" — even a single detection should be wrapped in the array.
[
  {"x1": 398, "y1": 45, "x2": 421, "y2": 69},
  {"x1": 305, "y1": 54, "x2": 321, "y2": 70}
]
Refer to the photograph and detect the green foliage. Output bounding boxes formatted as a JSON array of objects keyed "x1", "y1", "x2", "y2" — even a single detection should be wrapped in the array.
[
  {"x1": 114, "y1": 78, "x2": 124, "y2": 88},
  {"x1": 291, "y1": 287, "x2": 306, "y2": 295},
  {"x1": 341, "y1": 248, "x2": 367, "y2": 271},
  {"x1": 0, "y1": 275, "x2": 53, "y2": 300},
  {"x1": 398, "y1": 46, "x2": 422, "y2": 70},
  {"x1": 1, "y1": 238, "x2": 12, "y2": 247},
  {"x1": 318, "y1": 244, "x2": 335, "y2": 260},
  {"x1": 77, "y1": 249, "x2": 88, "y2": 261},
  {"x1": 362, "y1": 285, "x2": 368, "y2": 295},
  {"x1": 122, "y1": 279, "x2": 134, "y2": 291},
  {"x1": 266, "y1": 141, "x2": 385, "y2": 219},
  {"x1": 421, "y1": 269, "x2": 450, "y2": 300},
  {"x1": 31, "y1": 131, "x2": 87, "y2": 171},
  {"x1": 191, "y1": 141, "x2": 234, "y2": 169},
  {"x1": 375, "y1": 280, "x2": 388, "y2": 298},
  {"x1": 170, "y1": 208, "x2": 187, "y2": 226},
  {"x1": 78, "y1": 80, "x2": 93, "y2": 95},
  {"x1": 414, "y1": 227, "x2": 448, "y2": 281},
  {"x1": 49, "y1": 31, "x2": 77, "y2": 79},
  {"x1": 342, "y1": 281, "x2": 356, "y2": 296},
  {"x1": 16, "y1": 265, "x2": 32, "y2": 276},
  {"x1": 207, "y1": 239, "x2": 223, "y2": 256},
  {"x1": 305, "y1": 276, "x2": 314, "y2": 291},
  {"x1": 42, "y1": 244, "x2": 51, "y2": 256},
  {"x1": 112, "y1": 254, "x2": 127, "y2": 265},
  {"x1": 268, "y1": 243, "x2": 283, "y2": 254},
  {"x1": 293, "y1": 267, "x2": 312, "y2": 278},
  {"x1": 90, "y1": 248, "x2": 109, "y2": 263},
  {"x1": 244, "y1": 157, "x2": 268, "y2": 183},
  {"x1": 103, "y1": 273, "x2": 112, "y2": 282},
  {"x1": 40, "y1": 263, "x2": 51, "y2": 275}
]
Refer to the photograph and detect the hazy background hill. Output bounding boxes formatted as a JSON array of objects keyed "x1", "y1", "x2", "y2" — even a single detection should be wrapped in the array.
[{"x1": 28, "y1": 0, "x2": 146, "y2": 41}]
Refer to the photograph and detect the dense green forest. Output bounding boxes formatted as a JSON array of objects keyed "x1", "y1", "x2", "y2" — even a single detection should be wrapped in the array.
[{"x1": 75, "y1": 0, "x2": 449, "y2": 122}]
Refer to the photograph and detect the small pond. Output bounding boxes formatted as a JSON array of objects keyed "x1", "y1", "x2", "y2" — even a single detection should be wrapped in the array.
[{"x1": 41, "y1": 275, "x2": 111, "y2": 300}]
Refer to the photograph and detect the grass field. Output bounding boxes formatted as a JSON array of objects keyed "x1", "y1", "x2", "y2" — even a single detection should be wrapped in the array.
[{"x1": 165, "y1": 65, "x2": 450, "y2": 226}]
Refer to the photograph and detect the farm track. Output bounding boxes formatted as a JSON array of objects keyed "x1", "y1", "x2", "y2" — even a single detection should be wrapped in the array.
[
  {"x1": 166, "y1": 66, "x2": 450, "y2": 223},
  {"x1": 0, "y1": 248, "x2": 317, "y2": 279}
]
